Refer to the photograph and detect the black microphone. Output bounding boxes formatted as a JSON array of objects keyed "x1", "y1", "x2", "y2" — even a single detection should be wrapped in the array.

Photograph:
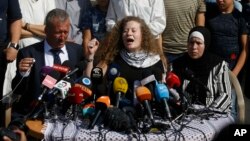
[
  {"x1": 54, "y1": 60, "x2": 87, "y2": 80},
  {"x1": 183, "y1": 68, "x2": 210, "y2": 93},
  {"x1": 103, "y1": 107, "x2": 132, "y2": 132},
  {"x1": 90, "y1": 67, "x2": 103, "y2": 100},
  {"x1": 122, "y1": 106, "x2": 138, "y2": 132},
  {"x1": 65, "y1": 60, "x2": 87, "y2": 79},
  {"x1": 91, "y1": 67, "x2": 103, "y2": 84}
]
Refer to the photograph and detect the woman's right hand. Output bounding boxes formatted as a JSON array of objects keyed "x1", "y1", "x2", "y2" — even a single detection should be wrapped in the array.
[{"x1": 86, "y1": 38, "x2": 99, "y2": 59}]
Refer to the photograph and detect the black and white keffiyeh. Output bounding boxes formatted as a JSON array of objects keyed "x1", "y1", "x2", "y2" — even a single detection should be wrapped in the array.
[{"x1": 119, "y1": 49, "x2": 160, "y2": 68}]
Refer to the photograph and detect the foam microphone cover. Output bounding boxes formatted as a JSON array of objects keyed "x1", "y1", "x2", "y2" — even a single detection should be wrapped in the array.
[
  {"x1": 107, "y1": 63, "x2": 120, "y2": 81},
  {"x1": 52, "y1": 62, "x2": 71, "y2": 74},
  {"x1": 39, "y1": 70, "x2": 61, "y2": 101},
  {"x1": 113, "y1": 77, "x2": 128, "y2": 94},
  {"x1": 74, "y1": 83, "x2": 92, "y2": 99},
  {"x1": 95, "y1": 96, "x2": 110, "y2": 110},
  {"x1": 155, "y1": 83, "x2": 169, "y2": 101},
  {"x1": 166, "y1": 72, "x2": 181, "y2": 88},
  {"x1": 67, "y1": 86, "x2": 84, "y2": 105},
  {"x1": 91, "y1": 67, "x2": 103, "y2": 84},
  {"x1": 104, "y1": 107, "x2": 131, "y2": 132},
  {"x1": 82, "y1": 103, "x2": 95, "y2": 118},
  {"x1": 122, "y1": 106, "x2": 137, "y2": 129},
  {"x1": 135, "y1": 86, "x2": 152, "y2": 102},
  {"x1": 88, "y1": 96, "x2": 110, "y2": 129},
  {"x1": 75, "y1": 75, "x2": 92, "y2": 89},
  {"x1": 41, "y1": 70, "x2": 61, "y2": 89},
  {"x1": 40, "y1": 66, "x2": 53, "y2": 78}
]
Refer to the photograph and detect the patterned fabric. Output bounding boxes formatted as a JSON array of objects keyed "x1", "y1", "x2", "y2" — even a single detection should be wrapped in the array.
[
  {"x1": 119, "y1": 49, "x2": 160, "y2": 68},
  {"x1": 42, "y1": 114, "x2": 234, "y2": 141}
]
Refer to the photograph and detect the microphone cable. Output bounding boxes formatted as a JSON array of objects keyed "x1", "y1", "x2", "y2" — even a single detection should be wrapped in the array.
[
  {"x1": 0, "y1": 65, "x2": 33, "y2": 103},
  {"x1": 183, "y1": 124, "x2": 208, "y2": 141}
]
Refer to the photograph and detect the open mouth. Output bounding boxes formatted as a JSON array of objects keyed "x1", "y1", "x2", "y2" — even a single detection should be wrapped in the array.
[{"x1": 127, "y1": 38, "x2": 134, "y2": 43}]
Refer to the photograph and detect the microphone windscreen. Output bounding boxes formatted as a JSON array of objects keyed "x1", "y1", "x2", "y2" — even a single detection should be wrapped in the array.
[
  {"x1": 104, "y1": 107, "x2": 131, "y2": 132},
  {"x1": 67, "y1": 86, "x2": 84, "y2": 104},
  {"x1": 155, "y1": 83, "x2": 169, "y2": 101},
  {"x1": 41, "y1": 66, "x2": 53, "y2": 77},
  {"x1": 76, "y1": 75, "x2": 92, "y2": 88},
  {"x1": 113, "y1": 77, "x2": 128, "y2": 94},
  {"x1": 135, "y1": 86, "x2": 152, "y2": 102},
  {"x1": 166, "y1": 72, "x2": 181, "y2": 88},
  {"x1": 53, "y1": 64, "x2": 70, "y2": 74},
  {"x1": 74, "y1": 83, "x2": 92, "y2": 99},
  {"x1": 53, "y1": 79, "x2": 73, "y2": 99},
  {"x1": 107, "y1": 63, "x2": 120, "y2": 81},
  {"x1": 96, "y1": 96, "x2": 110, "y2": 110},
  {"x1": 62, "y1": 60, "x2": 73, "y2": 69},
  {"x1": 41, "y1": 70, "x2": 61, "y2": 89},
  {"x1": 82, "y1": 103, "x2": 95, "y2": 117},
  {"x1": 91, "y1": 67, "x2": 103, "y2": 84}
]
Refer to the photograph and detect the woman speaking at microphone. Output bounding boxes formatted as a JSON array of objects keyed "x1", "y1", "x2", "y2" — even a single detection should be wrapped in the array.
[
  {"x1": 84, "y1": 16, "x2": 167, "y2": 105},
  {"x1": 172, "y1": 26, "x2": 232, "y2": 116}
]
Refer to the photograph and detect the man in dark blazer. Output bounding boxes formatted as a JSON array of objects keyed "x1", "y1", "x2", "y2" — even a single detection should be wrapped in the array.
[{"x1": 11, "y1": 9, "x2": 85, "y2": 116}]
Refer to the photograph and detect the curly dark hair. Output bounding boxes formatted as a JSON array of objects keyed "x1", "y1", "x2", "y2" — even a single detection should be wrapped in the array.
[{"x1": 95, "y1": 16, "x2": 167, "y2": 68}]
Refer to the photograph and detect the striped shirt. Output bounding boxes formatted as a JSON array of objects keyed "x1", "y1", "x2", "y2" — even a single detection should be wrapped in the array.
[
  {"x1": 162, "y1": 0, "x2": 206, "y2": 54},
  {"x1": 181, "y1": 61, "x2": 232, "y2": 112}
]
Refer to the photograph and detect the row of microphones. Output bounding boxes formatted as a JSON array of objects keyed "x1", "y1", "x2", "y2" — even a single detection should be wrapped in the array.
[
  {"x1": 29, "y1": 60, "x2": 88, "y2": 119},
  {"x1": 67, "y1": 83, "x2": 93, "y2": 120},
  {"x1": 39, "y1": 70, "x2": 61, "y2": 101}
]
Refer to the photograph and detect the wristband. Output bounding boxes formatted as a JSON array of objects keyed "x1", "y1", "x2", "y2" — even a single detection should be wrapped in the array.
[
  {"x1": 7, "y1": 42, "x2": 19, "y2": 50},
  {"x1": 85, "y1": 58, "x2": 94, "y2": 62}
]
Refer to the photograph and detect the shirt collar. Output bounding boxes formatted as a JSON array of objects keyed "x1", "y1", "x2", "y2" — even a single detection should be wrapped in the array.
[{"x1": 44, "y1": 40, "x2": 67, "y2": 54}]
